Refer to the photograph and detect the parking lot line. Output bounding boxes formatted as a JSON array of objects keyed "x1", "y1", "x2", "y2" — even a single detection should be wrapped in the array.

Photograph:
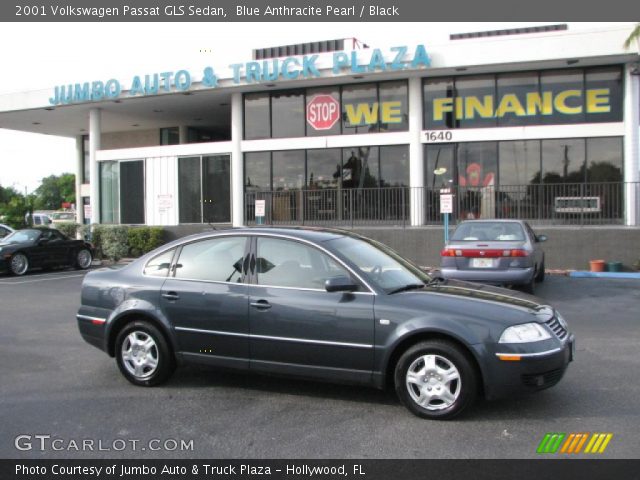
[{"x1": 0, "y1": 272, "x2": 87, "y2": 285}]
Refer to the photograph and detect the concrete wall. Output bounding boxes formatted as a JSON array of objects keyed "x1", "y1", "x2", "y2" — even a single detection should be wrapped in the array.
[
  {"x1": 161, "y1": 224, "x2": 640, "y2": 271},
  {"x1": 101, "y1": 129, "x2": 159, "y2": 150}
]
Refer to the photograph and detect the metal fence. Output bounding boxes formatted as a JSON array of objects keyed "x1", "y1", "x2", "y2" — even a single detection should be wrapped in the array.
[{"x1": 244, "y1": 182, "x2": 637, "y2": 227}]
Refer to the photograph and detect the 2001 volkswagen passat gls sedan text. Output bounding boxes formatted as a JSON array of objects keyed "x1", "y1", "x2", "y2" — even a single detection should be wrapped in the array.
[{"x1": 77, "y1": 228, "x2": 574, "y2": 419}]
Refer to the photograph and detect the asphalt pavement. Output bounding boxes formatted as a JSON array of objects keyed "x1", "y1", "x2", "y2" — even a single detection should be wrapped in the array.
[{"x1": 0, "y1": 270, "x2": 639, "y2": 459}]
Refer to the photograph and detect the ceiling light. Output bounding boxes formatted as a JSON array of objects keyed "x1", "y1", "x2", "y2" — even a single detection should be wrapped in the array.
[{"x1": 32, "y1": 122, "x2": 41, "y2": 125}]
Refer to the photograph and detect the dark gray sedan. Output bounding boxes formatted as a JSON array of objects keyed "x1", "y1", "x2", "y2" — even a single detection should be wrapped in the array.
[
  {"x1": 440, "y1": 220, "x2": 547, "y2": 293},
  {"x1": 77, "y1": 227, "x2": 573, "y2": 420}
]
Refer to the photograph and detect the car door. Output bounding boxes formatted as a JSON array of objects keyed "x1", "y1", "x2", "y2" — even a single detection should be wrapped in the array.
[
  {"x1": 160, "y1": 234, "x2": 251, "y2": 370},
  {"x1": 45, "y1": 229, "x2": 75, "y2": 266},
  {"x1": 247, "y1": 235, "x2": 375, "y2": 384}
]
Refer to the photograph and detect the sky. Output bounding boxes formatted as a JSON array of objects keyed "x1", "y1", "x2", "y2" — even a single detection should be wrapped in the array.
[{"x1": 0, "y1": 21, "x2": 633, "y2": 194}]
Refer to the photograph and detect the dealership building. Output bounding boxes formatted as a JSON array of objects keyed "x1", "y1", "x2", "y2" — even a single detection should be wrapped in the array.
[{"x1": 0, "y1": 24, "x2": 639, "y2": 266}]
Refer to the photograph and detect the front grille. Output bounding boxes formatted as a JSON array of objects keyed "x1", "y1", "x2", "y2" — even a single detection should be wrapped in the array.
[
  {"x1": 546, "y1": 317, "x2": 568, "y2": 340},
  {"x1": 522, "y1": 368, "x2": 565, "y2": 389}
]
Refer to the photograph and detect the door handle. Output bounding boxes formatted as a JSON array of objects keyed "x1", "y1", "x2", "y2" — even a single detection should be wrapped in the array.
[
  {"x1": 250, "y1": 300, "x2": 271, "y2": 310},
  {"x1": 162, "y1": 292, "x2": 180, "y2": 301}
]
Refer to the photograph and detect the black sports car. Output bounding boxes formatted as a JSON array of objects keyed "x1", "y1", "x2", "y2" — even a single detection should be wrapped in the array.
[
  {"x1": 0, "y1": 228, "x2": 93, "y2": 275},
  {"x1": 77, "y1": 227, "x2": 574, "y2": 420}
]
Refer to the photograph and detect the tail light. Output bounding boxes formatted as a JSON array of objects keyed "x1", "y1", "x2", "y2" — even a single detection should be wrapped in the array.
[{"x1": 441, "y1": 248, "x2": 529, "y2": 257}]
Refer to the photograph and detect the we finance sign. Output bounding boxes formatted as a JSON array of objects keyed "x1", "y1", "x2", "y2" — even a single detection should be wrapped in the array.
[{"x1": 48, "y1": 45, "x2": 430, "y2": 106}]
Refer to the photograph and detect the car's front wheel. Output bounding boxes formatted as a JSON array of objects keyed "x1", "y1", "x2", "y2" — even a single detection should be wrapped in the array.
[
  {"x1": 395, "y1": 340, "x2": 478, "y2": 420},
  {"x1": 115, "y1": 321, "x2": 175, "y2": 386},
  {"x1": 9, "y1": 253, "x2": 29, "y2": 276},
  {"x1": 75, "y1": 248, "x2": 92, "y2": 270}
]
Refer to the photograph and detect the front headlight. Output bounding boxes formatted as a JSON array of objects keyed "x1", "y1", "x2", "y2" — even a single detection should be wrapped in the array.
[{"x1": 499, "y1": 323, "x2": 551, "y2": 343}]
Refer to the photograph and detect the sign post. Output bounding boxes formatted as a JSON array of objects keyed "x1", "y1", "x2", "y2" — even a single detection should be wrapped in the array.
[
  {"x1": 440, "y1": 189, "x2": 453, "y2": 245},
  {"x1": 255, "y1": 199, "x2": 266, "y2": 225}
]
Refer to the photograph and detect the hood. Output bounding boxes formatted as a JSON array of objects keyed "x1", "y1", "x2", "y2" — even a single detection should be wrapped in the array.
[{"x1": 402, "y1": 279, "x2": 555, "y2": 322}]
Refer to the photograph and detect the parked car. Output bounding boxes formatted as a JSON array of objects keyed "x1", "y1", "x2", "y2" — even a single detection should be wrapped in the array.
[
  {"x1": 0, "y1": 227, "x2": 93, "y2": 275},
  {"x1": 0, "y1": 224, "x2": 14, "y2": 239},
  {"x1": 50, "y1": 211, "x2": 77, "y2": 226},
  {"x1": 440, "y1": 220, "x2": 547, "y2": 294},
  {"x1": 77, "y1": 227, "x2": 573, "y2": 420}
]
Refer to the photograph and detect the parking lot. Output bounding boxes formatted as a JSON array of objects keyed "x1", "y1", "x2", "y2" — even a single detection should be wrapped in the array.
[{"x1": 0, "y1": 269, "x2": 638, "y2": 458}]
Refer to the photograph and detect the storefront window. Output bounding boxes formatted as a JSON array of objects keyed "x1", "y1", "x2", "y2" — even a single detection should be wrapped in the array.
[
  {"x1": 585, "y1": 68, "x2": 623, "y2": 123},
  {"x1": 541, "y1": 139, "x2": 586, "y2": 183},
  {"x1": 342, "y1": 147, "x2": 379, "y2": 188},
  {"x1": 498, "y1": 141, "x2": 541, "y2": 186},
  {"x1": 496, "y1": 73, "x2": 540, "y2": 127},
  {"x1": 540, "y1": 69, "x2": 585, "y2": 125},
  {"x1": 425, "y1": 144, "x2": 455, "y2": 189},
  {"x1": 271, "y1": 90, "x2": 305, "y2": 138},
  {"x1": 245, "y1": 152, "x2": 271, "y2": 192},
  {"x1": 379, "y1": 81, "x2": 409, "y2": 132},
  {"x1": 160, "y1": 127, "x2": 179, "y2": 145},
  {"x1": 178, "y1": 156, "x2": 202, "y2": 223},
  {"x1": 307, "y1": 149, "x2": 341, "y2": 189},
  {"x1": 342, "y1": 83, "x2": 379, "y2": 134},
  {"x1": 586, "y1": 137, "x2": 623, "y2": 182},
  {"x1": 423, "y1": 67, "x2": 622, "y2": 129},
  {"x1": 306, "y1": 87, "x2": 341, "y2": 137},
  {"x1": 244, "y1": 93, "x2": 270, "y2": 140},
  {"x1": 272, "y1": 150, "x2": 305, "y2": 191},
  {"x1": 99, "y1": 161, "x2": 119, "y2": 224},
  {"x1": 424, "y1": 77, "x2": 455, "y2": 130},
  {"x1": 202, "y1": 156, "x2": 231, "y2": 223},
  {"x1": 380, "y1": 145, "x2": 409, "y2": 187},
  {"x1": 454, "y1": 76, "x2": 497, "y2": 129},
  {"x1": 119, "y1": 160, "x2": 145, "y2": 224}
]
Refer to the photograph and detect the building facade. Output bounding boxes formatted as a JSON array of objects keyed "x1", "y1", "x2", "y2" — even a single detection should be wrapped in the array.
[{"x1": 1, "y1": 25, "x2": 638, "y2": 233}]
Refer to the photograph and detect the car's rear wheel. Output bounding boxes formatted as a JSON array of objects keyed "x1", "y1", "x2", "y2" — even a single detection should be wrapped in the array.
[
  {"x1": 394, "y1": 340, "x2": 478, "y2": 420},
  {"x1": 9, "y1": 253, "x2": 29, "y2": 276},
  {"x1": 75, "y1": 248, "x2": 92, "y2": 270},
  {"x1": 115, "y1": 321, "x2": 175, "y2": 386}
]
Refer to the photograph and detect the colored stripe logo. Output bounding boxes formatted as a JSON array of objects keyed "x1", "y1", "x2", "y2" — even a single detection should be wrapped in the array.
[{"x1": 537, "y1": 433, "x2": 613, "y2": 454}]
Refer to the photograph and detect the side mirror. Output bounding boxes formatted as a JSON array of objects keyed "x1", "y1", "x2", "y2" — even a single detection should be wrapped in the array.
[
  {"x1": 536, "y1": 234, "x2": 548, "y2": 243},
  {"x1": 325, "y1": 275, "x2": 359, "y2": 293}
]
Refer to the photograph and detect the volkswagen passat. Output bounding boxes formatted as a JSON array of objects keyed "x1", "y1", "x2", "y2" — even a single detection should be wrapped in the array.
[{"x1": 77, "y1": 227, "x2": 573, "y2": 419}]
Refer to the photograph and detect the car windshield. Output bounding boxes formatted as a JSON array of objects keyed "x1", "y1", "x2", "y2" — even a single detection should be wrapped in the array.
[
  {"x1": 327, "y1": 236, "x2": 430, "y2": 293},
  {"x1": 451, "y1": 222, "x2": 526, "y2": 242},
  {"x1": 2, "y1": 229, "x2": 41, "y2": 243}
]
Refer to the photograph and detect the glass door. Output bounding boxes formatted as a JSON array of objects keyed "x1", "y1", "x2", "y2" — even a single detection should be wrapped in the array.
[{"x1": 202, "y1": 155, "x2": 231, "y2": 224}]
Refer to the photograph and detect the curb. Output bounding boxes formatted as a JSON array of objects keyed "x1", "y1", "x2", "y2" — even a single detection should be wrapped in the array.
[{"x1": 569, "y1": 271, "x2": 640, "y2": 279}]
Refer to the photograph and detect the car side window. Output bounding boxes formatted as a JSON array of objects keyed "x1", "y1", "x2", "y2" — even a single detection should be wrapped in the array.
[
  {"x1": 49, "y1": 230, "x2": 66, "y2": 242},
  {"x1": 256, "y1": 237, "x2": 351, "y2": 290},
  {"x1": 144, "y1": 249, "x2": 176, "y2": 277},
  {"x1": 175, "y1": 236, "x2": 248, "y2": 283}
]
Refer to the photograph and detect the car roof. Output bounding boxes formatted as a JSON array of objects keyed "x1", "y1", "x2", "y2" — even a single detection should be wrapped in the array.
[{"x1": 457, "y1": 219, "x2": 525, "y2": 225}]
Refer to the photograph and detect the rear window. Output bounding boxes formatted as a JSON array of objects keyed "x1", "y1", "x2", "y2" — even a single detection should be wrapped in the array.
[{"x1": 451, "y1": 222, "x2": 525, "y2": 242}]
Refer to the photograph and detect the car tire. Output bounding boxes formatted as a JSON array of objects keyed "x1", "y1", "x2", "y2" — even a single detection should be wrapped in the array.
[
  {"x1": 75, "y1": 248, "x2": 93, "y2": 270},
  {"x1": 521, "y1": 275, "x2": 535, "y2": 294},
  {"x1": 535, "y1": 261, "x2": 545, "y2": 283},
  {"x1": 394, "y1": 340, "x2": 478, "y2": 420},
  {"x1": 115, "y1": 321, "x2": 175, "y2": 387},
  {"x1": 9, "y1": 252, "x2": 29, "y2": 276}
]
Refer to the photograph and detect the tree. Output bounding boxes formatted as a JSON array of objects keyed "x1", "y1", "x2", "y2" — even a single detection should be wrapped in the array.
[
  {"x1": 33, "y1": 173, "x2": 76, "y2": 211},
  {"x1": 624, "y1": 23, "x2": 640, "y2": 50}
]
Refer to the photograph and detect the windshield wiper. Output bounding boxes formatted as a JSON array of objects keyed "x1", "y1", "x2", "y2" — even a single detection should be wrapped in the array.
[{"x1": 388, "y1": 283, "x2": 426, "y2": 295}]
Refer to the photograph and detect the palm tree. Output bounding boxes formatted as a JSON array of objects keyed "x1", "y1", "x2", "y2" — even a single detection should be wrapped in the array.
[{"x1": 624, "y1": 23, "x2": 640, "y2": 50}]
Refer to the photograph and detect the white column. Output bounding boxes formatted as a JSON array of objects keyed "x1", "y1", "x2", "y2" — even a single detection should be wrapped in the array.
[
  {"x1": 178, "y1": 125, "x2": 189, "y2": 144},
  {"x1": 89, "y1": 108, "x2": 101, "y2": 224},
  {"x1": 74, "y1": 136, "x2": 84, "y2": 228},
  {"x1": 624, "y1": 64, "x2": 640, "y2": 226},
  {"x1": 231, "y1": 92, "x2": 244, "y2": 227},
  {"x1": 408, "y1": 76, "x2": 424, "y2": 226}
]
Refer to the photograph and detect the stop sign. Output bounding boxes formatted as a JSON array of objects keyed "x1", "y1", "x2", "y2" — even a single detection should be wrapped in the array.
[{"x1": 306, "y1": 95, "x2": 340, "y2": 130}]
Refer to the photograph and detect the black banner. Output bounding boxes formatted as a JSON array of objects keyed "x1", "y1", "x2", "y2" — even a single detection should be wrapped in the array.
[
  {"x1": 4, "y1": 460, "x2": 640, "y2": 480},
  {"x1": 2, "y1": 0, "x2": 636, "y2": 22}
]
